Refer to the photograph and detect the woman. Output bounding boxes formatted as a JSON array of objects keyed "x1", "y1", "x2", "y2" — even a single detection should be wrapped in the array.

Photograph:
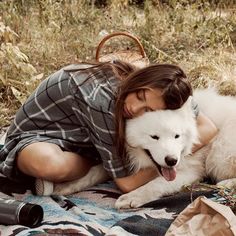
[{"x1": 0, "y1": 61, "x2": 217, "y2": 195}]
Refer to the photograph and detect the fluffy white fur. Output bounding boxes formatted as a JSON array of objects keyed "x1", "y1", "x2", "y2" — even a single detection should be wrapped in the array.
[
  {"x1": 115, "y1": 88, "x2": 236, "y2": 208},
  {"x1": 194, "y1": 89, "x2": 236, "y2": 185},
  {"x1": 53, "y1": 88, "x2": 236, "y2": 209}
]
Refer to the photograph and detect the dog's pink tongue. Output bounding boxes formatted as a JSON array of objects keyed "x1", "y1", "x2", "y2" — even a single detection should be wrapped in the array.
[{"x1": 161, "y1": 167, "x2": 176, "y2": 181}]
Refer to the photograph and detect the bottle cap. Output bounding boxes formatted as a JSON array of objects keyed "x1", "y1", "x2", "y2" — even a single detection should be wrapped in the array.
[{"x1": 19, "y1": 203, "x2": 44, "y2": 227}]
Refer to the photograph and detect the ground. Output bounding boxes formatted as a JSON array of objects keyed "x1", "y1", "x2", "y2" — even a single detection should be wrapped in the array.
[{"x1": 0, "y1": 0, "x2": 236, "y2": 131}]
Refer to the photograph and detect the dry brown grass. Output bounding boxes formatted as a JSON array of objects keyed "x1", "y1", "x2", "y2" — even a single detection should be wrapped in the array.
[{"x1": 0, "y1": 0, "x2": 236, "y2": 129}]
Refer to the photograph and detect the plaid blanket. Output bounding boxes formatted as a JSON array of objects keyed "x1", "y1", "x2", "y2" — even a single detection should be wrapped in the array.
[
  {"x1": 0, "y1": 132, "x2": 218, "y2": 235},
  {"x1": 0, "y1": 172, "x2": 215, "y2": 236}
]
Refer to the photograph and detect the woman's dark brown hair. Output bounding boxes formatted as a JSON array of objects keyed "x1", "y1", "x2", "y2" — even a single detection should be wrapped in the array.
[
  {"x1": 67, "y1": 60, "x2": 192, "y2": 165},
  {"x1": 114, "y1": 63, "x2": 192, "y2": 162}
]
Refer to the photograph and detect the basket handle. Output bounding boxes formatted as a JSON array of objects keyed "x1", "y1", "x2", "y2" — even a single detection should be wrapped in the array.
[{"x1": 95, "y1": 31, "x2": 147, "y2": 61}]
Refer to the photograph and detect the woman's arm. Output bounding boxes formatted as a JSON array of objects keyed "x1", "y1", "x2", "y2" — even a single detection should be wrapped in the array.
[
  {"x1": 114, "y1": 167, "x2": 158, "y2": 193},
  {"x1": 192, "y1": 111, "x2": 218, "y2": 153}
]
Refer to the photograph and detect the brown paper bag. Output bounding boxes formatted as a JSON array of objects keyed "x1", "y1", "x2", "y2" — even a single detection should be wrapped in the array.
[{"x1": 165, "y1": 196, "x2": 236, "y2": 236}]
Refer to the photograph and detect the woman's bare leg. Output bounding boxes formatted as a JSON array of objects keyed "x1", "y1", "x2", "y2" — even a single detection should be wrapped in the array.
[{"x1": 17, "y1": 142, "x2": 97, "y2": 183}]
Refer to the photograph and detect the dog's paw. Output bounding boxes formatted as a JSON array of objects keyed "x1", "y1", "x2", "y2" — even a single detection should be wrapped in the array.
[
  {"x1": 115, "y1": 193, "x2": 146, "y2": 209},
  {"x1": 217, "y1": 179, "x2": 236, "y2": 189}
]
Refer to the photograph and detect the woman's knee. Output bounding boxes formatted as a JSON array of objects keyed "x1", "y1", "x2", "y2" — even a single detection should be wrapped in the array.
[{"x1": 17, "y1": 142, "x2": 70, "y2": 181}]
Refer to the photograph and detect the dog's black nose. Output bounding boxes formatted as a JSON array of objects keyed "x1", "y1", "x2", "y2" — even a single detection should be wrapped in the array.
[{"x1": 165, "y1": 156, "x2": 177, "y2": 166}]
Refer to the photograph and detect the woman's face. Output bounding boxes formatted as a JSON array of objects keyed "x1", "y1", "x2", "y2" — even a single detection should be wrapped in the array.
[{"x1": 123, "y1": 88, "x2": 166, "y2": 119}]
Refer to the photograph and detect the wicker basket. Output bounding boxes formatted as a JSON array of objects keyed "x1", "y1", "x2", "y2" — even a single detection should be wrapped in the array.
[{"x1": 95, "y1": 32, "x2": 149, "y2": 68}]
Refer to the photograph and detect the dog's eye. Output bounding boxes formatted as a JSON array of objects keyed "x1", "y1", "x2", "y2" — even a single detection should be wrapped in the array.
[
  {"x1": 151, "y1": 135, "x2": 159, "y2": 140},
  {"x1": 175, "y1": 134, "x2": 180, "y2": 139}
]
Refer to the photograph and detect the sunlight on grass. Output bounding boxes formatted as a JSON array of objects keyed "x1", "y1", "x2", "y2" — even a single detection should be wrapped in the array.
[{"x1": 0, "y1": 0, "x2": 236, "y2": 129}]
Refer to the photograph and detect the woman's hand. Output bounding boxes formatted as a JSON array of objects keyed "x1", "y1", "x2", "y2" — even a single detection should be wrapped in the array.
[
  {"x1": 192, "y1": 111, "x2": 218, "y2": 153},
  {"x1": 114, "y1": 167, "x2": 158, "y2": 193}
]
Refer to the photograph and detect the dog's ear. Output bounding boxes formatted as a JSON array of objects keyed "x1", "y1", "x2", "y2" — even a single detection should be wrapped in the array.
[
  {"x1": 176, "y1": 96, "x2": 193, "y2": 117},
  {"x1": 181, "y1": 96, "x2": 199, "y2": 154},
  {"x1": 183, "y1": 96, "x2": 193, "y2": 111}
]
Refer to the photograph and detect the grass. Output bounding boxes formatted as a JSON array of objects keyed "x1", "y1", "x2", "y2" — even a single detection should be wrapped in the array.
[{"x1": 0, "y1": 0, "x2": 236, "y2": 129}]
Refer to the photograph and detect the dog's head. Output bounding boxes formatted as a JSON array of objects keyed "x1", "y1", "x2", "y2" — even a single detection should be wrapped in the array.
[{"x1": 126, "y1": 97, "x2": 199, "y2": 181}]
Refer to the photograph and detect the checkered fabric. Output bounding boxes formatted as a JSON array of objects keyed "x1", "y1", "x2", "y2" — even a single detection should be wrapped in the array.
[
  {"x1": 0, "y1": 64, "x2": 130, "y2": 181},
  {"x1": 0, "y1": 63, "x2": 199, "y2": 182}
]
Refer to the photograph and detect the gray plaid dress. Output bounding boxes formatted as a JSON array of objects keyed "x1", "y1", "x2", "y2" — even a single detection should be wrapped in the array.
[{"x1": 0, "y1": 64, "x2": 130, "y2": 182}]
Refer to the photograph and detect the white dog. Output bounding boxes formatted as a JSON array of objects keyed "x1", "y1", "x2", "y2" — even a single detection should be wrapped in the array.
[
  {"x1": 53, "y1": 89, "x2": 236, "y2": 209},
  {"x1": 115, "y1": 88, "x2": 236, "y2": 208}
]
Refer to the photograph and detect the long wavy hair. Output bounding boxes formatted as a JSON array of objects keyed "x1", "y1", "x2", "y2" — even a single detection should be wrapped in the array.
[
  {"x1": 114, "y1": 63, "x2": 192, "y2": 162},
  {"x1": 68, "y1": 60, "x2": 192, "y2": 164}
]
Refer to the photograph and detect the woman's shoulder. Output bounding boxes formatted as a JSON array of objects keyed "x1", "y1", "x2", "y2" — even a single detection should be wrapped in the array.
[
  {"x1": 63, "y1": 63, "x2": 94, "y2": 72},
  {"x1": 68, "y1": 64, "x2": 118, "y2": 111}
]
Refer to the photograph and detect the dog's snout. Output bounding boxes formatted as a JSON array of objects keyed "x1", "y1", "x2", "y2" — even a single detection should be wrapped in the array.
[{"x1": 165, "y1": 156, "x2": 177, "y2": 166}]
